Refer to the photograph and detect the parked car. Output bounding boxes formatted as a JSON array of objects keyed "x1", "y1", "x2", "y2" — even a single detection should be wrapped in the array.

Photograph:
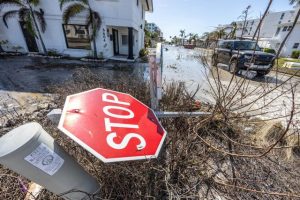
[{"x1": 212, "y1": 40, "x2": 275, "y2": 77}]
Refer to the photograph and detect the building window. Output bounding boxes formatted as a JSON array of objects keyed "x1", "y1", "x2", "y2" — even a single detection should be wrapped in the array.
[
  {"x1": 275, "y1": 27, "x2": 281, "y2": 36},
  {"x1": 137, "y1": 0, "x2": 139, "y2": 6},
  {"x1": 122, "y1": 35, "x2": 128, "y2": 45},
  {"x1": 63, "y1": 24, "x2": 91, "y2": 49},
  {"x1": 280, "y1": 13, "x2": 285, "y2": 20},
  {"x1": 293, "y1": 43, "x2": 299, "y2": 49},
  {"x1": 283, "y1": 26, "x2": 288, "y2": 31}
]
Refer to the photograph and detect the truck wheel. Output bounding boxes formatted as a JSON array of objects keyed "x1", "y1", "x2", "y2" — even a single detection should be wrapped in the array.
[
  {"x1": 229, "y1": 59, "x2": 239, "y2": 74},
  {"x1": 256, "y1": 72, "x2": 266, "y2": 77}
]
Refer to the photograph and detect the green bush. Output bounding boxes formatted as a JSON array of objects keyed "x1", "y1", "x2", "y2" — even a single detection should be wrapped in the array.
[
  {"x1": 47, "y1": 49, "x2": 61, "y2": 57},
  {"x1": 139, "y1": 48, "x2": 149, "y2": 58},
  {"x1": 263, "y1": 48, "x2": 276, "y2": 54},
  {"x1": 291, "y1": 50, "x2": 300, "y2": 59}
]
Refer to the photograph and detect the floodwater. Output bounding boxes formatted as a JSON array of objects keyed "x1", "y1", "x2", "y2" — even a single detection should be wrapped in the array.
[
  {"x1": 0, "y1": 56, "x2": 147, "y2": 121},
  {"x1": 0, "y1": 56, "x2": 147, "y2": 93},
  {"x1": 162, "y1": 46, "x2": 213, "y2": 103}
]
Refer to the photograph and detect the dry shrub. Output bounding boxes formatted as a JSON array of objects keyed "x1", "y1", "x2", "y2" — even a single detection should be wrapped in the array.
[
  {"x1": 286, "y1": 135, "x2": 300, "y2": 160},
  {"x1": 254, "y1": 121, "x2": 286, "y2": 146},
  {"x1": 1, "y1": 68, "x2": 300, "y2": 199}
]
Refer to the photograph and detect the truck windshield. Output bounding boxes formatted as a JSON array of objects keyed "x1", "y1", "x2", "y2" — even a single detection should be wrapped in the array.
[{"x1": 233, "y1": 41, "x2": 261, "y2": 51}]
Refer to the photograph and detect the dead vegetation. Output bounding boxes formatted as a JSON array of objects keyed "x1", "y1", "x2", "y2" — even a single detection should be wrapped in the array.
[{"x1": 1, "y1": 63, "x2": 300, "y2": 199}]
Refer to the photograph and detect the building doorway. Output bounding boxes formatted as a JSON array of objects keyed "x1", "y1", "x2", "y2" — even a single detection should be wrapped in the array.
[
  {"x1": 112, "y1": 29, "x2": 119, "y2": 55},
  {"x1": 20, "y1": 21, "x2": 39, "y2": 52}
]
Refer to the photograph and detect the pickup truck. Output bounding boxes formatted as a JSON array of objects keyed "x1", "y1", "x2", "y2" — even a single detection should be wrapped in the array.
[{"x1": 212, "y1": 40, "x2": 275, "y2": 77}]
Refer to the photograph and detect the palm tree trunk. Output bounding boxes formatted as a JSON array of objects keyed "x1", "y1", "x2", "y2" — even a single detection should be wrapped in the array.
[
  {"x1": 89, "y1": 10, "x2": 97, "y2": 59},
  {"x1": 92, "y1": 37, "x2": 97, "y2": 58},
  {"x1": 27, "y1": 1, "x2": 47, "y2": 54},
  {"x1": 252, "y1": 0, "x2": 273, "y2": 40}
]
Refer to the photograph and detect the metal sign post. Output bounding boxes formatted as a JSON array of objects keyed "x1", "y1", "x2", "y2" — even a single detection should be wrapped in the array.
[{"x1": 0, "y1": 122, "x2": 100, "y2": 200}]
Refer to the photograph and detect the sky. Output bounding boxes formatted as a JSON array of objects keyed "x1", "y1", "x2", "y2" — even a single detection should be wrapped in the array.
[{"x1": 146, "y1": 0, "x2": 295, "y2": 40}]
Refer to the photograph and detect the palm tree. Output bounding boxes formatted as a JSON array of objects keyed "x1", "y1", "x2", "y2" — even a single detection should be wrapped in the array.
[
  {"x1": 252, "y1": 0, "x2": 273, "y2": 40},
  {"x1": 217, "y1": 29, "x2": 226, "y2": 39},
  {"x1": 227, "y1": 22, "x2": 237, "y2": 39},
  {"x1": 59, "y1": 0, "x2": 102, "y2": 59},
  {"x1": 179, "y1": 29, "x2": 185, "y2": 45},
  {"x1": 188, "y1": 33, "x2": 193, "y2": 44},
  {"x1": 191, "y1": 33, "x2": 199, "y2": 45},
  {"x1": 1, "y1": 0, "x2": 47, "y2": 54}
]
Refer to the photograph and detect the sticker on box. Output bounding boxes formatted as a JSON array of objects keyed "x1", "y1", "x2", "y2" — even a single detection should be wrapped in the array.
[{"x1": 24, "y1": 143, "x2": 64, "y2": 176}]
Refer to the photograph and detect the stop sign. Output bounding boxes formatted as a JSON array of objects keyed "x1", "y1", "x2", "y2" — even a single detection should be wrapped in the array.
[{"x1": 58, "y1": 88, "x2": 167, "y2": 163}]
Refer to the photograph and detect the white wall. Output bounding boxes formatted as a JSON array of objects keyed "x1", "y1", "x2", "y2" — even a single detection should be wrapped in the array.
[{"x1": 0, "y1": 0, "x2": 149, "y2": 58}]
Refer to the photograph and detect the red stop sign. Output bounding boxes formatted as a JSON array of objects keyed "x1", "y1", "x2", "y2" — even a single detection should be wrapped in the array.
[{"x1": 58, "y1": 88, "x2": 167, "y2": 163}]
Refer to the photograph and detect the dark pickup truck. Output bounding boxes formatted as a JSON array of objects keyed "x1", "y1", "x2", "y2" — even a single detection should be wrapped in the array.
[{"x1": 212, "y1": 40, "x2": 275, "y2": 77}]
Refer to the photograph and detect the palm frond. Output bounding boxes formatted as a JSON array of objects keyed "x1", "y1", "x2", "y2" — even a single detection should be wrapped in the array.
[
  {"x1": 90, "y1": 11, "x2": 101, "y2": 40},
  {"x1": 28, "y1": 0, "x2": 40, "y2": 6},
  {"x1": 2, "y1": 10, "x2": 19, "y2": 28},
  {"x1": 34, "y1": 10, "x2": 46, "y2": 32},
  {"x1": 59, "y1": 0, "x2": 88, "y2": 10},
  {"x1": 0, "y1": 0, "x2": 23, "y2": 11},
  {"x1": 62, "y1": 3, "x2": 86, "y2": 24},
  {"x1": 87, "y1": 11, "x2": 102, "y2": 40},
  {"x1": 18, "y1": 7, "x2": 30, "y2": 21}
]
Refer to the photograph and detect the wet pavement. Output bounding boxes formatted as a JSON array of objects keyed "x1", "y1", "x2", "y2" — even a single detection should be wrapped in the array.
[
  {"x1": 0, "y1": 56, "x2": 148, "y2": 124},
  {"x1": 0, "y1": 47, "x2": 299, "y2": 128},
  {"x1": 0, "y1": 56, "x2": 147, "y2": 93},
  {"x1": 162, "y1": 46, "x2": 212, "y2": 103}
]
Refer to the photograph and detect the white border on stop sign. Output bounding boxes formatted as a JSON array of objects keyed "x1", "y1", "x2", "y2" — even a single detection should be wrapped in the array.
[{"x1": 58, "y1": 88, "x2": 167, "y2": 163}]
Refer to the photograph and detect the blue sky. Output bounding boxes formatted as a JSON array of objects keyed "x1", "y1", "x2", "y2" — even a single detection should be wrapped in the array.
[{"x1": 146, "y1": 0, "x2": 295, "y2": 40}]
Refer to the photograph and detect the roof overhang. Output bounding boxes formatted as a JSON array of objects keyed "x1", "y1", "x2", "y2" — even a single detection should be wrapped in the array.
[{"x1": 143, "y1": 0, "x2": 153, "y2": 12}]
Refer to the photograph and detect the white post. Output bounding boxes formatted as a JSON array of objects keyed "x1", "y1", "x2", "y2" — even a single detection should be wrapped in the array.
[
  {"x1": 0, "y1": 122, "x2": 100, "y2": 200},
  {"x1": 149, "y1": 49, "x2": 159, "y2": 111},
  {"x1": 149, "y1": 43, "x2": 163, "y2": 111},
  {"x1": 156, "y1": 43, "x2": 163, "y2": 101}
]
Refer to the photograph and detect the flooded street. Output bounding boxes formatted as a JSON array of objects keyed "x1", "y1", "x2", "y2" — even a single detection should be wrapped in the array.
[
  {"x1": 0, "y1": 56, "x2": 147, "y2": 123},
  {"x1": 162, "y1": 46, "x2": 213, "y2": 103},
  {"x1": 161, "y1": 46, "x2": 300, "y2": 128},
  {"x1": 1, "y1": 48, "x2": 299, "y2": 128}
]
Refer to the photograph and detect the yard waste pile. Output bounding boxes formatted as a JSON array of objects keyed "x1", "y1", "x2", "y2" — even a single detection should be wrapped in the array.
[{"x1": 1, "y1": 68, "x2": 300, "y2": 199}]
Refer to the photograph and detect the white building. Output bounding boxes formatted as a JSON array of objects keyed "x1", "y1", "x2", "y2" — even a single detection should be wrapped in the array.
[
  {"x1": 145, "y1": 22, "x2": 163, "y2": 39},
  {"x1": 217, "y1": 5, "x2": 300, "y2": 57},
  {"x1": 0, "y1": 0, "x2": 153, "y2": 60}
]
